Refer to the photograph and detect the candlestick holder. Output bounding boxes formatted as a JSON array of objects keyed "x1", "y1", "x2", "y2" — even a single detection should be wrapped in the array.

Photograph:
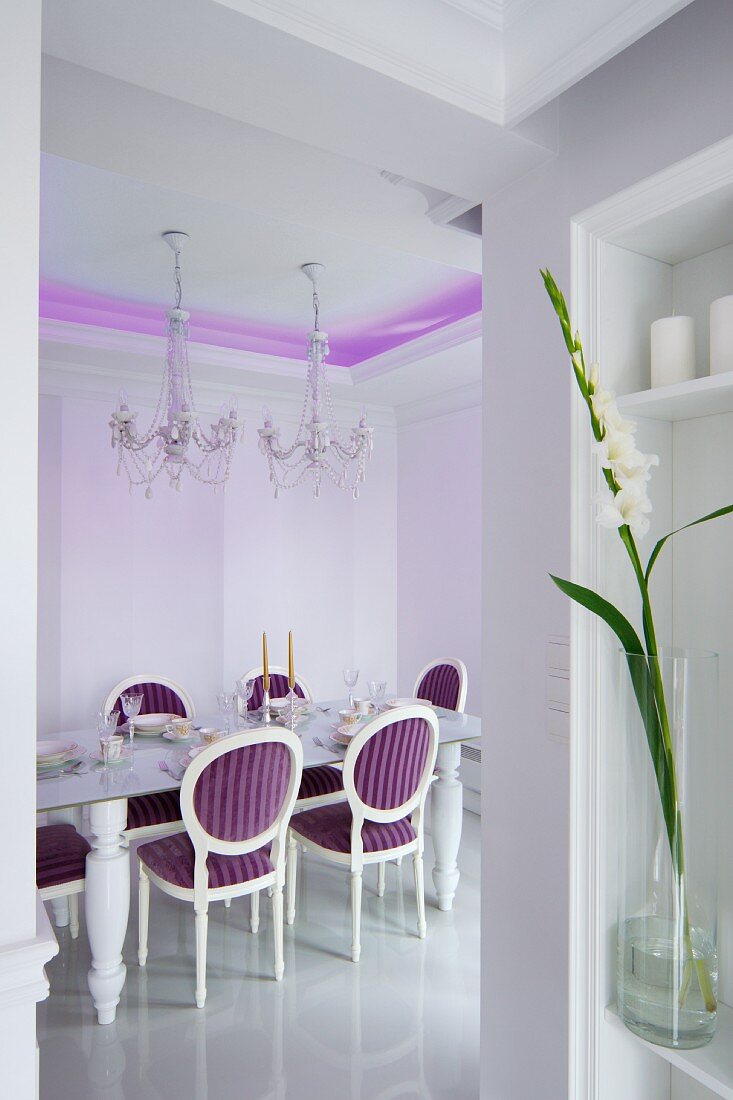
[
  {"x1": 261, "y1": 687, "x2": 272, "y2": 725},
  {"x1": 284, "y1": 687, "x2": 299, "y2": 735}
]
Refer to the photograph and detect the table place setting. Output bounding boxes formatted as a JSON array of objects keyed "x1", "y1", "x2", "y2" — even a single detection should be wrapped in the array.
[{"x1": 36, "y1": 739, "x2": 88, "y2": 779}]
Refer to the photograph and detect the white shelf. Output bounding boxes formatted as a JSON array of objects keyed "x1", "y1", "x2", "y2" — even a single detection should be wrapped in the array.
[
  {"x1": 617, "y1": 371, "x2": 733, "y2": 421},
  {"x1": 605, "y1": 1004, "x2": 733, "y2": 1098}
]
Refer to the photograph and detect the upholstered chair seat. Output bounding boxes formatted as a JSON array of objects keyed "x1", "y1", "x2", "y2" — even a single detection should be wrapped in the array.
[{"x1": 37, "y1": 824, "x2": 92, "y2": 939}]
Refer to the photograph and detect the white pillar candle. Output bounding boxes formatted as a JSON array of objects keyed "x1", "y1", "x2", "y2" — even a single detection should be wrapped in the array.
[
  {"x1": 650, "y1": 315, "x2": 695, "y2": 388},
  {"x1": 710, "y1": 295, "x2": 733, "y2": 375}
]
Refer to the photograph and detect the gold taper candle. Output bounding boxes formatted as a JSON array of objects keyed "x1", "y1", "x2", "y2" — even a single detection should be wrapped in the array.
[
  {"x1": 288, "y1": 631, "x2": 294, "y2": 690},
  {"x1": 263, "y1": 632, "x2": 269, "y2": 692}
]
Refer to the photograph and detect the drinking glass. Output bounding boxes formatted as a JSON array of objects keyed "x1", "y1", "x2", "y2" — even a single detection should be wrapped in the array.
[
  {"x1": 368, "y1": 680, "x2": 387, "y2": 713},
  {"x1": 342, "y1": 668, "x2": 359, "y2": 709},
  {"x1": 120, "y1": 693, "x2": 144, "y2": 743},
  {"x1": 217, "y1": 692, "x2": 234, "y2": 734},
  {"x1": 97, "y1": 710, "x2": 120, "y2": 765},
  {"x1": 235, "y1": 678, "x2": 255, "y2": 723}
]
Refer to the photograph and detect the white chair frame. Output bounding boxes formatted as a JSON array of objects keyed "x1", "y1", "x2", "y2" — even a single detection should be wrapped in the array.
[
  {"x1": 239, "y1": 665, "x2": 314, "y2": 703},
  {"x1": 138, "y1": 726, "x2": 303, "y2": 1007},
  {"x1": 413, "y1": 657, "x2": 468, "y2": 713},
  {"x1": 286, "y1": 704, "x2": 439, "y2": 962},
  {"x1": 103, "y1": 673, "x2": 197, "y2": 721},
  {"x1": 40, "y1": 879, "x2": 85, "y2": 939},
  {"x1": 103, "y1": 674, "x2": 195, "y2": 843}
]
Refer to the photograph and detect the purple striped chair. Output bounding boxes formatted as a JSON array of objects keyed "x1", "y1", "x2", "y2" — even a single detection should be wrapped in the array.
[
  {"x1": 37, "y1": 824, "x2": 92, "y2": 940},
  {"x1": 413, "y1": 658, "x2": 467, "y2": 713},
  {"x1": 137, "y1": 728, "x2": 303, "y2": 1007},
  {"x1": 241, "y1": 665, "x2": 346, "y2": 812},
  {"x1": 287, "y1": 705, "x2": 439, "y2": 962},
  {"x1": 103, "y1": 676, "x2": 195, "y2": 842}
]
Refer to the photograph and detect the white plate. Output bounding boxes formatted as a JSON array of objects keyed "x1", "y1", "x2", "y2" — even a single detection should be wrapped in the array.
[
  {"x1": 384, "y1": 697, "x2": 433, "y2": 709},
  {"x1": 329, "y1": 729, "x2": 353, "y2": 747},
  {"x1": 129, "y1": 713, "x2": 176, "y2": 735},
  {"x1": 90, "y1": 748, "x2": 133, "y2": 765},
  {"x1": 180, "y1": 746, "x2": 207, "y2": 769},
  {"x1": 37, "y1": 739, "x2": 78, "y2": 761},
  {"x1": 37, "y1": 754, "x2": 84, "y2": 773}
]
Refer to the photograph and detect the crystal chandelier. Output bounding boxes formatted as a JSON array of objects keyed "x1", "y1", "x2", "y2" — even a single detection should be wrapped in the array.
[
  {"x1": 109, "y1": 231, "x2": 243, "y2": 498},
  {"x1": 258, "y1": 263, "x2": 373, "y2": 499}
]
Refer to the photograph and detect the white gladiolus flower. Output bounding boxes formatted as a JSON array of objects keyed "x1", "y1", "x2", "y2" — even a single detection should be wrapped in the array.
[
  {"x1": 596, "y1": 484, "x2": 652, "y2": 539},
  {"x1": 615, "y1": 451, "x2": 659, "y2": 487},
  {"x1": 594, "y1": 425, "x2": 646, "y2": 472}
]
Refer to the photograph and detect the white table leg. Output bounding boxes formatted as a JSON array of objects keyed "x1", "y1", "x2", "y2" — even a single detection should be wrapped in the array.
[
  {"x1": 86, "y1": 799, "x2": 129, "y2": 1025},
  {"x1": 431, "y1": 742, "x2": 463, "y2": 912}
]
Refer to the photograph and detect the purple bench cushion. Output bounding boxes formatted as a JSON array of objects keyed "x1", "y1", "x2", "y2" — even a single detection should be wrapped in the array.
[
  {"x1": 417, "y1": 663, "x2": 460, "y2": 711},
  {"x1": 353, "y1": 716, "x2": 430, "y2": 811},
  {"x1": 37, "y1": 824, "x2": 91, "y2": 890},
  {"x1": 249, "y1": 674, "x2": 306, "y2": 710},
  {"x1": 138, "y1": 832, "x2": 272, "y2": 890},
  {"x1": 298, "y1": 764, "x2": 344, "y2": 802},
  {"x1": 126, "y1": 791, "x2": 182, "y2": 833},
  {"x1": 112, "y1": 681, "x2": 189, "y2": 721},
  {"x1": 290, "y1": 803, "x2": 416, "y2": 854}
]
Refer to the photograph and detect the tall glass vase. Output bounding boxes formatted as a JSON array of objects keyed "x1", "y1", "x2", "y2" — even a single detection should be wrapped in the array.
[{"x1": 617, "y1": 648, "x2": 718, "y2": 1049}]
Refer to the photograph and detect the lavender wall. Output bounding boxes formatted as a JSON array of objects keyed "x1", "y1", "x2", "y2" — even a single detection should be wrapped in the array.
[
  {"x1": 397, "y1": 405, "x2": 482, "y2": 716},
  {"x1": 37, "y1": 388, "x2": 398, "y2": 728},
  {"x1": 481, "y1": 3, "x2": 733, "y2": 1097}
]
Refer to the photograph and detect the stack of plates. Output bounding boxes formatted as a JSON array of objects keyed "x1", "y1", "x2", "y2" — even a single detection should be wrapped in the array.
[{"x1": 37, "y1": 739, "x2": 84, "y2": 773}]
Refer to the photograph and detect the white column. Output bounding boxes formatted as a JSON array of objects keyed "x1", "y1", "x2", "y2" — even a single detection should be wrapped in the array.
[
  {"x1": 86, "y1": 800, "x2": 130, "y2": 1025},
  {"x1": 431, "y1": 742, "x2": 463, "y2": 911},
  {"x1": 0, "y1": 3, "x2": 55, "y2": 1096}
]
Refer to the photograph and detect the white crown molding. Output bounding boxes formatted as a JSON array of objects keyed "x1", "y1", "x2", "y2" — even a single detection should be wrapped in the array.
[
  {"x1": 350, "y1": 312, "x2": 482, "y2": 384},
  {"x1": 437, "y1": 0, "x2": 504, "y2": 31},
  {"x1": 216, "y1": 0, "x2": 504, "y2": 121},
  {"x1": 503, "y1": 0, "x2": 694, "y2": 126},
  {"x1": 394, "y1": 380, "x2": 482, "y2": 426},
  {"x1": 0, "y1": 895, "x2": 58, "y2": 1012},
  {"x1": 38, "y1": 357, "x2": 398, "y2": 428},
  {"x1": 427, "y1": 193, "x2": 477, "y2": 226},
  {"x1": 501, "y1": 0, "x2": 538, "y2": 28},
  {"x1": 39, "y1": 318, "x2": 352, "y2": 387}
]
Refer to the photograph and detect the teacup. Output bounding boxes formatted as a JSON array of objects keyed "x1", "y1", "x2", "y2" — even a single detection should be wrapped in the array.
[
  {"x1": 199, "y1": 727, "x2": 221, "y2": 746},
  {"x1": 167, "y1": 718, "x2": 193, "y2": 739},
  {"x1": 353, "y1": 698, "x2": 371, "y2": 716},
  {"x1": 338, "y1": 709, "x2": 360, "y2": 729},
  {"x1": 101, "y1": 734, "x2": 124, "y2": 763}
]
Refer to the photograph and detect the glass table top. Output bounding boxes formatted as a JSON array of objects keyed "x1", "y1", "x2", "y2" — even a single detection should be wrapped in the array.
[{"x1": 36, "y1": 701, "x2": 481, "y2": 812}]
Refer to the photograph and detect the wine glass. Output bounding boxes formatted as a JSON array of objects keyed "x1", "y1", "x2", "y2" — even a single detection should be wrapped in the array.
[
  {"x1": 342, "y1": 668, "x2": 359, "y2": 709},
  {"x1": 96, "y1": 710, "x2": 120, "y2": 765},
  {"x1": 235, "y1": 678, "x2": 255, "y2": 723},
  {"x1": 368, "y1": 680, "x2": 387, "y2": 713},
  {"x1": 217, "y1": 692, "x2": 234, "y2": 734},
  {"x1": 120, "y1": 692, "x2": 143, "y2": 743}
]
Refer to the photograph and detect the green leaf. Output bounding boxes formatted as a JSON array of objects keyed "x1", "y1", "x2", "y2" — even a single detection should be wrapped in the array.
[
  {"x1": 645, "y1": 504, "x2": 733, "y2": 582},
  {"x1": 550, "y1": 574, "x2": 678, "y2": 855}
]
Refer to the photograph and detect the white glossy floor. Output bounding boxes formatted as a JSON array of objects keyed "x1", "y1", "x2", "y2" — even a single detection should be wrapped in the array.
[{"x1": 38, "y1": 810, "x2": 480, "y2": 1099}]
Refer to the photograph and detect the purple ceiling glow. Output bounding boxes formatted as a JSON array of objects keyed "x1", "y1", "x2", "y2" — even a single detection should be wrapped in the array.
[{"x1": 39, "y1": 276, "x2": 482, "y2": 366}]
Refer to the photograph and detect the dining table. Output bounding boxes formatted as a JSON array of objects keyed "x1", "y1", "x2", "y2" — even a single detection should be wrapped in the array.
[{"x1": 37, "y1": 701, "x2": 481, "y2": 1025}]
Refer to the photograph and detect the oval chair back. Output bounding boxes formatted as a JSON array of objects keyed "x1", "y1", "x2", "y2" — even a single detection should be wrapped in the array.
[
  {"x1": 413, "y1": 658, "x2": 467, "y2": 713},
  {"x1": 180, "y1": 727, "x2": 303, "y2": 910},
  {"x1": 104, "y1": 675, "x2": 196, "y2": 721},
  {"x1": 341, "y1": 705, "x2": 439, "y2": 868},
  {"x1": 240, "y1": 665, "x2": 312, "y2": 711}
]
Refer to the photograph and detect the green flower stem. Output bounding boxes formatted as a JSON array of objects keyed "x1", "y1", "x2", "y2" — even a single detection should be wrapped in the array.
[{"x1": 541, "y1": 267, "x2": 717, "y2": 1015}]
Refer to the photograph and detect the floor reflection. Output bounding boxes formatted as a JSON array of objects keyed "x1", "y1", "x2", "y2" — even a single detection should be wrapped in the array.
[{"x1": 38, "y1": 811, "x2": 480, "y2": 1099}]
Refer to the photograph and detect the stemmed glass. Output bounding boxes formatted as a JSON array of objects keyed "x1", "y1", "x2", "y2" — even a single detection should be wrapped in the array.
[
  {"x1": 97, "y1": 710, "x2": 120, "y2": 765},
  {"x1": 235, "y1": 678, "x2": 255, "y2": 724},
  {"x1": 217, "y1": 692, "x2": 234, "y2": 734},
  {"x1": 120, "y1": 692, "x2": 143, "y2": 743},
  {"x1": 368, "y1": 680, "x2": 387, "y2": 714},
  {"x1": 342, "y1": 668, "x2": 360, "y2": 709}
]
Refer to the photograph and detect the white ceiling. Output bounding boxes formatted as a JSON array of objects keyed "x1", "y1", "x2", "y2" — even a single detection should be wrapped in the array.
[
  {"x1": 38, "y1": 0, "x2": 692, "y2": 413},
  {"x1": 40, "y1": 154, "x2": 477, "y2": 333}
]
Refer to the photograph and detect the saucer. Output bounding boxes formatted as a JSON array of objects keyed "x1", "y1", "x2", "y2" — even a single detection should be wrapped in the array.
[
  {"x1": 90, "y1": 747, "x2": 133, "y2": 765},
  {"x1": 162, "y1": 730, "x2": 196, "y2": 743}
]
